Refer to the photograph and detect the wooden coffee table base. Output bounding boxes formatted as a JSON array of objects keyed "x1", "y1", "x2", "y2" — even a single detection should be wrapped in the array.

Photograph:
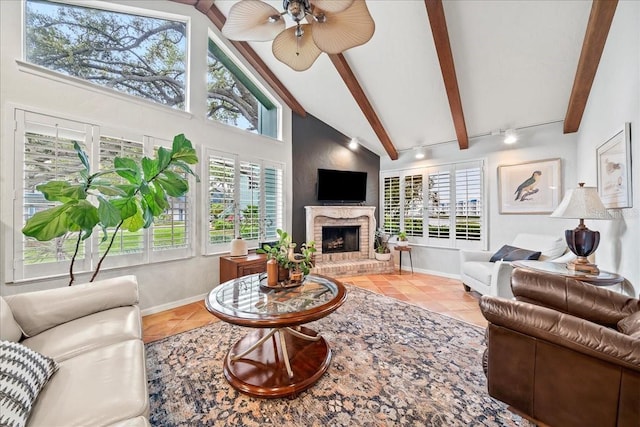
[{"x1": 223, "y1": 326, "x2": 331, "y2": 398}]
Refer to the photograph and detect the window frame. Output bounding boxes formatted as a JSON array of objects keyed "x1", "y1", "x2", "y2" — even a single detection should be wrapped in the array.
[
  {"x1": 206, "y1": 31, "x2": 280, "y2": 139},
  {"x1": 22, "y1": 0, "x2": 190, "y2": 112},
  {"x1": 203, "y1": 147, "x2": 285, "y2": 255},
  {"x1": 11, "y1": 108, "x2": 196, "y2": 282},
  {"x1": 380, "y1": 160, "x2": 487, "y2": 250}
]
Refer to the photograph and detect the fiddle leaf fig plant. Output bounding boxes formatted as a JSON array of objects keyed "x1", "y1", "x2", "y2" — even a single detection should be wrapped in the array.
[{"x1": 22, "y1": 134, "x2": 199, "y2": 285}]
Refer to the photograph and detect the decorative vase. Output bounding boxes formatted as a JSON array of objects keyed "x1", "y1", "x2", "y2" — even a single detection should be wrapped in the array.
[
  {"x1": 266, "y1": 258, "x2": 278, "y2": 287},
  {"x1": 230, "y1": 236, "x2": 248, "y2": 257},
  {"x1": 278, "y1": 266, "x2": 288, "y2": 282},
  {"x1": 375, "y1": 252, "x2": 392, "y2": 261}
]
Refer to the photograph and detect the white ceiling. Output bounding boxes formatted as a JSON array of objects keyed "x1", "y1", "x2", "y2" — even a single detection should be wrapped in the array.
[{"x1": 213, "y1": 0, "x2": 593, "y2": 159}]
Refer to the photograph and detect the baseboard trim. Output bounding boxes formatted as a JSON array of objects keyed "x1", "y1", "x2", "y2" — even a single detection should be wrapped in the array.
[
  {"x1": 401, "y1": 266, "x2": 461, "y2": 280},
  {"x1": 141, "y1": 293, "x2": 208, "y2": 316}
]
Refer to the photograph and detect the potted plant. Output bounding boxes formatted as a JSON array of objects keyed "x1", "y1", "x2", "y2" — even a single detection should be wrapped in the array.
[
  {"x1": 21, "y1": 134, "x2": 199, "y2": 285},
  {"x1": 258, "y1": 230, "x2": 316, "y2": 283},
  {"x1": 396, "y1": 231, "x2": 409, "y2": 247},
  {"x1": 374, "y1": 229, "x2": 391, "y2": 261}
]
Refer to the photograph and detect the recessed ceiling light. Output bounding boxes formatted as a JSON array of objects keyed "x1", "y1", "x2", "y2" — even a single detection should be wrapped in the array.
[
  {"x1": 348, "y1": 138, "x2": 359, "y2": 150},
  {"x1": 415, "y1": 149, "x2": 425, "y2": 159}
]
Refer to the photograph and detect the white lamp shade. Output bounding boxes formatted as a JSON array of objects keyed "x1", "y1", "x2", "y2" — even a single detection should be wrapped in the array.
[{"x1": 550, "y1": 185, "x2": 612, "y2": 220}]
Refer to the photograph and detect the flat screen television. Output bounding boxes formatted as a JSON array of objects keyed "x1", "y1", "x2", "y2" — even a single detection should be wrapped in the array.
[{"x1": 317, "y1": 168, "x2": 367, "y2": 203}]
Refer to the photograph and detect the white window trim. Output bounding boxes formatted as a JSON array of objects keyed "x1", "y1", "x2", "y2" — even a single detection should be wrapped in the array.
[
  {"x1": 10, "y1": 108, "x2": 196, "y2": 283},
  {"x1": 203, "y1": 147, "x2": 285, "y2": 255},
  {"x1": 380, "y1": 160, "x2": 487, "y2": 250},
  {"x1": 21, "y1": 0, "x2": 192, "y2": 115}
]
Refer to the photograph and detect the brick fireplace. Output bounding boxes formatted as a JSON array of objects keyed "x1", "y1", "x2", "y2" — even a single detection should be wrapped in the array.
[{"x1": 305, "y1": 206, "x2": 393, "y2": 276}]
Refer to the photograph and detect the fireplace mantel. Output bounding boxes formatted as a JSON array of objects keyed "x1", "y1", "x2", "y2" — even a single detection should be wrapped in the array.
[{"x1": 305, "y1": 206, "x2": 377, "y2": 260}]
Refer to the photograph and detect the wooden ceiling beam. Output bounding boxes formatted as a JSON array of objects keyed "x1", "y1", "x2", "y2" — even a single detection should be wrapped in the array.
[
  {"x1": 424, "y1": 0, "x2": 468, "y2": 150},
  {"x1": 563, "y1": 0, "x2": 618, "y2": 134},
  {"x1": 171, "y1": 0, "x2": 307, "y2": 117},
  {"x1": 329, "y1": 54, "x2": 399, "y2": 160}
]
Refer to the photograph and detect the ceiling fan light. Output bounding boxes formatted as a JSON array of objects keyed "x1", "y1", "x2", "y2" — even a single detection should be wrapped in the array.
[
  {"x1": 310, "y1": 0, "x2": 354, "y2": 14},
  {"x1": 222, "y1": 0, "x2": 285, "y2": 41},
  {"x1": 310, "y1": 0, "x2": 375, "y2": 54},
  {"x1": 272, "y1": 24, "x2": 322, "y2": 71}
]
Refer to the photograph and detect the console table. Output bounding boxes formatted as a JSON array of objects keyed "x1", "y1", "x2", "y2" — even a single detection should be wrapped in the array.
[
  {"x1": 205, "y1": 274, "x2": 347, "y2": 398},
  {"x1": 512, "y1": 260, "x2": 624, "y2": 286}
]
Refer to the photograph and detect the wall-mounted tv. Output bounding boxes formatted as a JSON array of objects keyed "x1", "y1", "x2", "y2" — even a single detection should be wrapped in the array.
[{"x1": 317, "y1": 168, "x2": 367, "y2": 203}]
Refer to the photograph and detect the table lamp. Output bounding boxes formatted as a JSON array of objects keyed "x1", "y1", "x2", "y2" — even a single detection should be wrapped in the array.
[{"x1": 550, "y1": 183, "x2": 612, "y2": 274}]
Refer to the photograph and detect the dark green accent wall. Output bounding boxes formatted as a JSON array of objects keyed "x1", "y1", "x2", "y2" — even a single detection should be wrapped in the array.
[{"x1": 291, "y1": 113, "x2": 380, "y2": 245}]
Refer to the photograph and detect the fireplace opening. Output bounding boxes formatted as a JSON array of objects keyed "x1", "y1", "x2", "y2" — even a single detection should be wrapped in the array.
[{"x1": 322, "y1": 226, "x2": 360, "y2": 254}]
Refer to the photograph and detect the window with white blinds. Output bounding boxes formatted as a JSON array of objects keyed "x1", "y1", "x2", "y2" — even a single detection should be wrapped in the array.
[
  {"x1": 150, "y1": 138, "x2": 193, "y2": 260},
  {"x1": 380, "y1": 160, "x2": 485, "y2": 250},
  {"x1": 99, "y1": 135, "x2": 145, "y2": 259},
  {"x1": 205, "y1": 149, "x2": 285, "y2": 254},
  {"x1": 14, "y1": 110, "x2": 93, "y2": 279},
  {"x1": 404, "y1": 174, "x2": 423, "y2": 237},
  {"x1": 12, "y1": 109, "x2": 195, "y2": 281},
  {"x1": 383, "y1": 176, "x2": 400, "y2": 234}
]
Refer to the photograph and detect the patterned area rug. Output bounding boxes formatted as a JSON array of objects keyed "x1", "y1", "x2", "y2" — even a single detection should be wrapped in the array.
[{"x1": 146, "y1": 286, "x2": 528, "y2": 426}]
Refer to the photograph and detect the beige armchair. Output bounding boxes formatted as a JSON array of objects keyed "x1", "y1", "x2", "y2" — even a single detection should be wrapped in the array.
[{"x1": 459, "y1": 233, "x2": 572, "y2": 298}]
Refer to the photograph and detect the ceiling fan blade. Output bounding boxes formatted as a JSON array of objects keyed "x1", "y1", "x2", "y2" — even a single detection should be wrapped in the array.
[
  {"x1": 222, "y1": 0, "x2": 285, "y2": 41},
  {"x1": 311, "y1": 0, "x2": 375, "y2": 54},
  {"x1": 272, "y1": 25, "x2": 322, "y2": 71},
  {"x1": 310, "y1": 0, "x2": 354, "y2": 13}
]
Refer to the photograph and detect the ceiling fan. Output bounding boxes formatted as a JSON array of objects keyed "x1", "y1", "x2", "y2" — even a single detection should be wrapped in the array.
[{"x1": 222, "y1": 0, "x2": 375, "y2": 71}]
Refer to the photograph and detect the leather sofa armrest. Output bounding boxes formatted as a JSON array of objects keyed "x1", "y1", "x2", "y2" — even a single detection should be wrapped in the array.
[
  {"x1": 511, "y1": 268, "x2": 639, "y2": 328},
  {"x1": 480, "y1": 296, "x2": 640, "y2": 372},
  {"x1": 5, "y1": 275, "x2": 139, "y2": 337},
  {"x1": 460, "y1": 249, "x2": 493, "y2": 263}
]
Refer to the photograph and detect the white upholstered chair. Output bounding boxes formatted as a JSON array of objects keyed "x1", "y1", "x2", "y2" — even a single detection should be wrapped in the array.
[{"x1": 459, "y1": 233, "x2": 574, "y2": 298}]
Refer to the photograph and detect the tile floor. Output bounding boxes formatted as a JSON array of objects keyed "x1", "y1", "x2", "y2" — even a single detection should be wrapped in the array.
[{"x1": 142, "y1": 272, "x2": 486, "y2": 344}]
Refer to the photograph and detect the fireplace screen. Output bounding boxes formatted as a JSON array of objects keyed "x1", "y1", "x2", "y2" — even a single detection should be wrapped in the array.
[{"x1": 322, "y1": 226, "x2": 360, "y2": 254}]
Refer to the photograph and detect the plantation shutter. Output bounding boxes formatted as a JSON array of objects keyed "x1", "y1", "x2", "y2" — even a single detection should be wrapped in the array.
[
  {"x1": 263, "y1": 162, "x2": 284, "y2": 243},
  {"x1": 404, "y1": 174, "x2": 424, "y2": 237},
  {"x1": 149, "y1": 138, "x2": 193, "y2": 261},
  {"x1": 208, "y1": 151, "x2": 236, "y2": 251},
  {"x1": 454, "y1": 163, "x2": 484, "y2": 248},
  {"x1": 239, "y1": 161, "x2": 261, "y2": 243},
  {"x1": 13, "y1": 110, "x2": 94, "y2": 280},
  {"x1": 382, "y1": 175, "x2": 400, "y2": 234},
  {"x1": 98, "y1": 134, "x2": 145, "y2": 263},
  {"x1": 427, "y1": 170, "x2": 451, "y2": 241}
]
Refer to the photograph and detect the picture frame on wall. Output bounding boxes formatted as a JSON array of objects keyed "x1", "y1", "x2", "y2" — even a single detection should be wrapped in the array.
[
  {"x1": 597, "y1": 123, "x2": 632, "y2": 209},
  {"x1": 498, "y1": 158, "x2": 562, "y2": 214}
]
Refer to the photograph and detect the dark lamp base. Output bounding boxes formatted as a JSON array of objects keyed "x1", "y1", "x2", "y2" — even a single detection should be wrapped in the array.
[{"x1": 567, "y1": 257, "x2": 600, "y2": 274}]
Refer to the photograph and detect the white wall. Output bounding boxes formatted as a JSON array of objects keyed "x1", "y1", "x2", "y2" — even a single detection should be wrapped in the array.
[
  {"x1": 0, "y1": 0, "x2": 293, "y2": 310},
  {"x1": 381, "y1": 121, "x2": 578, "y2": 276},
  {"x1": 574, "y1": 0, "x2": 639, "y2": 295}
]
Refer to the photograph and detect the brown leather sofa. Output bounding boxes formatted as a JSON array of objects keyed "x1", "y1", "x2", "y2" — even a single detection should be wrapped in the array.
[{"x1": 479, "y1": 268, "x2": 640, "y2": 427}]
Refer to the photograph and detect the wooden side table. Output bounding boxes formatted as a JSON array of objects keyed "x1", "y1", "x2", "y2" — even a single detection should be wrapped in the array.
[
  {"x1": 512, "y1": 260, "x2": 624, "y2": 287},
  {"x1": 219, "y1": 253, "x2": 267, "y2": 283},
  {"x1": 394, "y1": 245, "x2": 413, "y2": 275}
]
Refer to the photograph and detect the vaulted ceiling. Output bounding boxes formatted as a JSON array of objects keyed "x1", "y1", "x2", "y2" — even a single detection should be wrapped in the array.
[{"x1": 174, "y1": 0, "x2": 618, "y2": 160}]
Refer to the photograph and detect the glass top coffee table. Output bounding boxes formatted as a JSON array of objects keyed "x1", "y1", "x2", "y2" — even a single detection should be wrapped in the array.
[{"x1": 205, "y1": 274, "x2": 347, "y2": 398}]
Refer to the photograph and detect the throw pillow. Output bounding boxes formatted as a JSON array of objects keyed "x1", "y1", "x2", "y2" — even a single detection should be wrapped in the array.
[
  {"x1": 0, "y1": 340, "x2": 59, "y2": 427},
  {"x1": 489, "y1": 245, "x2": 542, "y2": 262},
  {"x1": 617, "y1": 311, "x2": 640, "y2": 339}
]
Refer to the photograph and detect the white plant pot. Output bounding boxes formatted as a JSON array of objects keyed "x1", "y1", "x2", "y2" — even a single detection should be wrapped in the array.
[
  {"x1": 374, "y1": 252, "x2": 392, "y2": 261},
  {"x1": 396, "y1": 240, "x2": 409, "y2": 247}
]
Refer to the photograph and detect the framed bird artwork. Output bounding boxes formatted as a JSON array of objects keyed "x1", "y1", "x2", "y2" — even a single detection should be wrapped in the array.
[
  {"x1": 498, "y1": 158, "x2": 562, "y2": 214},
  {"x1": 596, "y1": 123, "x2": 632, "y2": 209}
]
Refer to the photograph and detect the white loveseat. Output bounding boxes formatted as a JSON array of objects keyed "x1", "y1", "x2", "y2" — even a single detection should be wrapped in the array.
[
  {"x1": 459, "y1": 233, "x2": 574, "y2": 298},
  {"x1": 0, "y1": 276, "x2": 150, "y2": 427}
]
